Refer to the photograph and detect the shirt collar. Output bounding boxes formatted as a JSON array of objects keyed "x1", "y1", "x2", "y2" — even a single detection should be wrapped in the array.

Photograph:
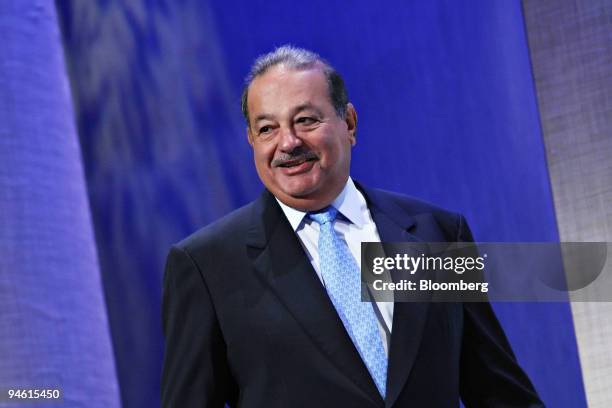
[{"x1": 276, "y1": 177, "x2": 367, "y2": 232}]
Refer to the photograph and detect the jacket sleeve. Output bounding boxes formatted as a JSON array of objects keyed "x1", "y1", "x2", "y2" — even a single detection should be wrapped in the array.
[
  {"x1": 161, "y1": 245, "x2": 236, "y2": 407},
  {"x1": 456, "y1": 215, "x2": 544, "y2": 407}
]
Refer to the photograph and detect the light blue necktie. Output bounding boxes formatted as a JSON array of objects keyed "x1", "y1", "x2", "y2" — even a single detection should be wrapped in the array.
[{"x1": 309, "y1": 206, "x2": 388, "y2": 397}]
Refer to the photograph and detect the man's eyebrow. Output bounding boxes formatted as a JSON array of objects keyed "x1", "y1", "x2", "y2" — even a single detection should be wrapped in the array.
[
  {"x1": 292, "y1": 103, "x2": 323, "y2": 116},
  {"x1": 252, "y1": 104, "x2": 323, "y2": 124},
  {"x1": 253, "y1": 114, "x2": 274, "y2": 124}
]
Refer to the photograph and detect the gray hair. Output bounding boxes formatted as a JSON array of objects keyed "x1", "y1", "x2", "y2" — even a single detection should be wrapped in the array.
[{"x1": 240, "y1": 45, "x2": 348, "y2": 125}]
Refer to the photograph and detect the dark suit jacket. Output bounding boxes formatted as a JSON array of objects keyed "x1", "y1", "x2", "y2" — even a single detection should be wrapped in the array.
[{"x1": 161, "y1": 184, "x2": 543, "y2": 407}]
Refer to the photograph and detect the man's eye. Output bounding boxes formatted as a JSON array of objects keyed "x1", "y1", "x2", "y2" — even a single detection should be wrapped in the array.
[
  {"x1": 296, "y1": 117, "x2": 316, "y2": 125},
  {"x1": 259, "y1": 126, "x2": 272, "y2": 134}
]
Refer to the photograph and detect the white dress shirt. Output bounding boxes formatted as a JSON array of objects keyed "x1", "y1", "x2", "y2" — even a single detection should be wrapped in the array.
[{"x1": 276, "y1": 177, "x2": 394, "y2": 354}]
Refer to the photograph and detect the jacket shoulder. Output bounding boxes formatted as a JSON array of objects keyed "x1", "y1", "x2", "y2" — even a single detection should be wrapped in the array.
[
  {"x1": 174, "y1": 200, "x2": 255, "y2": 255},
  {"x1": 369, "y1": 187, "x2": 460, "y2": 219},
  {"x1": 365, "y1": 186, "x2": 471, "y2": 241},
  {"x1": 375, "y1": 188, "x2": 446, "y2": 210}
]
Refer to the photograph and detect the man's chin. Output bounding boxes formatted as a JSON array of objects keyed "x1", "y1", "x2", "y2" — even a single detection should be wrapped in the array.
[
  {"x1": 273, "y1": 175, "x2": 321, "y2": 198},
  {"x1": 274, "y1": 184, "x2": 344, "y2": 212},
  {"x1": 279, "y1": 186, "x2": 318, "y2": 199}
]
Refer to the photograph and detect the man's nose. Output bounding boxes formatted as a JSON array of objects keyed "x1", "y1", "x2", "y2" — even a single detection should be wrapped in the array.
[{"x1": 278, "y1": 125, "x2": 302, "y2": 152}]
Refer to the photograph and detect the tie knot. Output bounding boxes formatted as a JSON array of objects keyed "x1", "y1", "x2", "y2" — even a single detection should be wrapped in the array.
[{"x1": 308, "y1": 206, "x2": 338, "y2": 225}]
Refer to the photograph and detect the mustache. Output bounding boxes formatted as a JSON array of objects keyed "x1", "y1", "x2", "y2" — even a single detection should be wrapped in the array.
[{"x1": 271, "y1": 151, "x2": 319, "y2": 168}]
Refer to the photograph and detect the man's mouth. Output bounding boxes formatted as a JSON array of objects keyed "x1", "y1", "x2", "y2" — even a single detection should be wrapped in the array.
[
  {"x1": 277, "y1": 157, "x2": 318, "y2": 168},
  {"x1": 273, "y1": 153, "x2": 319, "y2": 168}
]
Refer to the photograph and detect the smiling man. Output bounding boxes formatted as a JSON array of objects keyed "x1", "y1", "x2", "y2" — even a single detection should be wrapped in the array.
[
  {"x1": 161, "y1": 46, "x2": 543, "y2": 407},
  {"x1": 245, "y1": 59, "x2": 356, "y2": 211}
]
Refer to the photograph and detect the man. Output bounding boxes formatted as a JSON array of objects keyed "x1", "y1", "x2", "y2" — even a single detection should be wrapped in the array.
[{"x1": 161, "y1": 46, "x2": 543, "y2": 407}]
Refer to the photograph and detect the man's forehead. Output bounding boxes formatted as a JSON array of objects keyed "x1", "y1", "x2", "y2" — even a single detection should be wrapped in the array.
[
  {"x1": 247, "y1": 66, "x2": 330, "y2": 114},
  {"x1": 251, "y1": 64, "x2": 327, "y2": 90}
]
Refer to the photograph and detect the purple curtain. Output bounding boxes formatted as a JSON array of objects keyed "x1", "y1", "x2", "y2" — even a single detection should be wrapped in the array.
[{"x1": 0, "y1": 1, "x2": 120, "y2": 407}]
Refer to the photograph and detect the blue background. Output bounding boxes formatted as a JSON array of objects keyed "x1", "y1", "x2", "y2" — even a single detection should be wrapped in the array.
[{"x1": 55, "y1": 0, "x2": 586, "y2": 406}]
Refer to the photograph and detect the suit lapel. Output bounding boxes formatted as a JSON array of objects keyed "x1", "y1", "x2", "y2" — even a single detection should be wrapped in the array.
[
  {"x1": 246, "y1": 185, "x2": 431, "y2": 407},
  {"x1": 246, "y1": 191, "x2": 383, "y2": 406},
  {"x1": 357, "y1": 185, "x2": 431, "y2": 408}
]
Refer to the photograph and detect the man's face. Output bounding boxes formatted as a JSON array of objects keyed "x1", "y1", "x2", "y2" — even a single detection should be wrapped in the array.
[{"x1": 246, "y1": 65, "x2": 357, "y2": 211}]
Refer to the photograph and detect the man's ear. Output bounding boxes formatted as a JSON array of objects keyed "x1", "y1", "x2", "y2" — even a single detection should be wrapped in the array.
[
  {"x1": 345, "y1": 102, "x2": 357, "y2": 146},
  {"x1": 247, "y1": 126, "x2": 254, "y2": 147}
]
